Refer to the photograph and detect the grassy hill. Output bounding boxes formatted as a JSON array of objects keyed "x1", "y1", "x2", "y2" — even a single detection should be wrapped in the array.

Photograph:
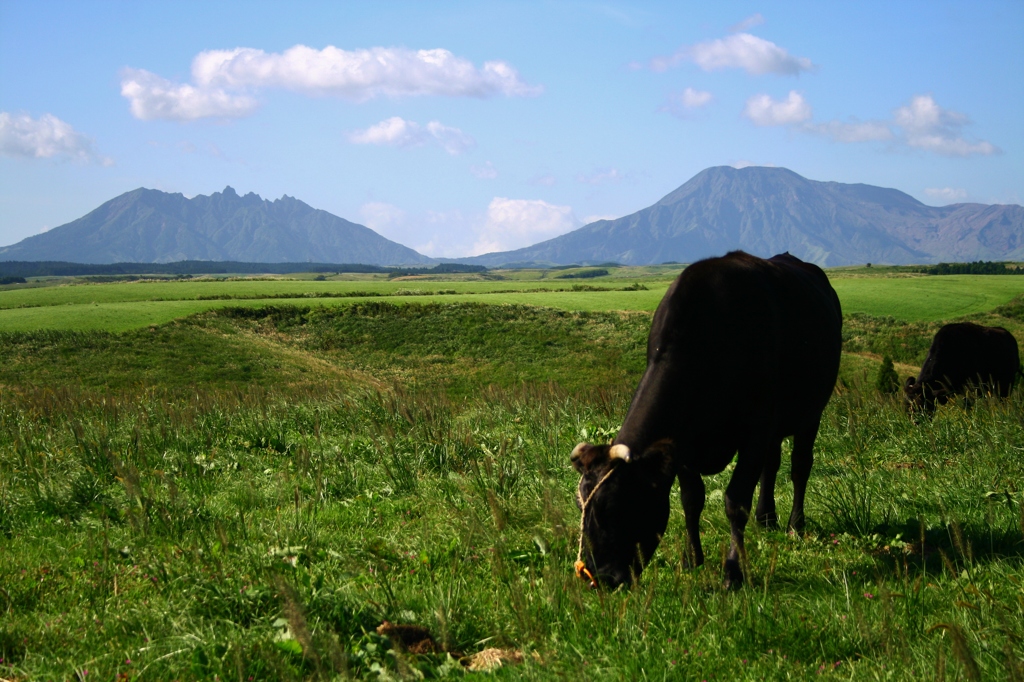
[{"x1": 1, "y1": 278, "x2": 1022, "y2": 679}]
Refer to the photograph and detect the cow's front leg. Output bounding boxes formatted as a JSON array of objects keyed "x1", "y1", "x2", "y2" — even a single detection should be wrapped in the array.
[
  {"x1": 678, "y1": 467, "x2": 705, "y2": 568},
  {"x1": 755, "y1": 439, "x2": 783, "y2": 528},
  {"x1": 788, "y1": 421, "x2": 820, "y2": 532},
  {"x1": 724, "y1": 445, "x2": 766, "y2": 589}
]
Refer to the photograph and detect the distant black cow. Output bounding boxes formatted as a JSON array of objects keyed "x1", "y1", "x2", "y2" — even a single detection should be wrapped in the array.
[
  {"x1": 904, "y1": 322, "x2": 1020, "y2": 416},
  {"x1": 571, "y1": 251, "x2": 842, "y2": 589}
]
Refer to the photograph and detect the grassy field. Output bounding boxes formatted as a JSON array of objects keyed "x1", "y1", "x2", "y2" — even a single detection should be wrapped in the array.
[
  {"x1": 1, "y1": 275, "x2": 1023, "y2": 679},
  {"x1": 2, "y1": 270, "x2": 1023, "y2": 332}
]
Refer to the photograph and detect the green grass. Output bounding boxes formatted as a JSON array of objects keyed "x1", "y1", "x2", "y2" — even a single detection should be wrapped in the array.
[
  {"x1": 0, "y1": 291, "x2": 668, "y2": 332},
  {"x1": 1, "y1": 301, "x2": 1022, "y2": 680},
  {"x1": 3, "y1": 270, "x2": 1023, "y2": 333},
  {"x1": 0, "y1": 277, "x2": 665, "y2": 310},
  {"x1": 830, "y1": 275, "x2": 1024, "y2": 321},
  {"x1": 0, "y1": 304, "x2": 651, "y2": 395}
]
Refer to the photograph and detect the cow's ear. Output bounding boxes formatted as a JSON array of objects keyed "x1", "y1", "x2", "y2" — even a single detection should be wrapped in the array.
[
  {"x1": 571, "y1": 443, "x2": 609, "y2": 473},
  {"x1": 639, "y1": 439, "x2": 675, "y2": 485}
]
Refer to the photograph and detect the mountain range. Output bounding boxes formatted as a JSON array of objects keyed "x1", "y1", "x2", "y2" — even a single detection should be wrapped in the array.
[
  {"x1": 2, "y1": 167, "x2": 1022, "y2": 267},
  {"x1": 458, "y1": 166, "x2": 1024, "y2": 267},
  {"x1": 0, "y1": 186, "x2": 431, "y2": 265}
]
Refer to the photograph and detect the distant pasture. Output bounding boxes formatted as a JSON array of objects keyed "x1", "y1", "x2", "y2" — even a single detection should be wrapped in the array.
[{"x1": 0, "y1": 272, "x2": 1022, "y2": 332}]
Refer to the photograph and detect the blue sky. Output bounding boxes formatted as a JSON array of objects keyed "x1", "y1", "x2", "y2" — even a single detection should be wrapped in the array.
[{"x1": 1, "y1": 0, "x2": 1021, "y2": 257}]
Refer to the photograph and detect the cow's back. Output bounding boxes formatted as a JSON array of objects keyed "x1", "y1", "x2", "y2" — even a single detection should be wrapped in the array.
[
  {"x1": 618, "y1": 251, "x2": 841, "y2": 471},
  {"x1": 918, "y1": 323, "x2": 1020, "y2": 395}
]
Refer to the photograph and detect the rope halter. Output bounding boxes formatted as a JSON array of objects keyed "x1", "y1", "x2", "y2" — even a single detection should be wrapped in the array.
[{"x1": 572, "y1": 443, "x2": 631, "y2": 587}]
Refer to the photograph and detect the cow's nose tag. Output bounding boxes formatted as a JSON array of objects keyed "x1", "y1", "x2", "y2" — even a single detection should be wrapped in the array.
[{"x1": 574, "y1": 560, "x2": 597, "y2": 588}]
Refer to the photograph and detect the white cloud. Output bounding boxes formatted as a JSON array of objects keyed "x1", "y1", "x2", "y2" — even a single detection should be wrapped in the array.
[
  {"x1": 472, "y1": 197, "x2": 579, "y2": 255},
  {"x1": 0, "y1": 111, "x2": 111, "y2": 164},
  {"x1": 661, "y1": 87, "x2": 714, "y2": 118},
  {"x1": 803, "y1": 119, "x2": 892, "y2": 143},
  {"x1": 577, "y1": 168, "x2": 624, "y2": 185},
  {"x1": 193, "y1": 45, "x2": 541, "y2": 100},
  {"x1": 892, "y1": 95, "x2": 998, "y2": 156},
  {"x1": 425, "y1": 121, "x2": 475, "y2": 155},
  {"x1": 729, "y1": 13, "x2": 766, "y2": 33},
  {"x1": 581, "y1": 214, "x2": 619, "y2": 224},
  {"x1": 743, "y1": 91, "x2": 812, "y2": 126},
  {"x1": 652, "y1": 33, "x2": 814, "y2": 75},
  {"x1": 679, "y1": 87, "x2": 714, "y2": 108},
  {"x1": 348, "y1": 117, "x2": 475, "y2": 155},
  {"x1": 741, "y1": 92, "x2": 998, "y2": 158},
  {"x1": 470, "y1": 161, "x2": 498, "y2": 179},
  {"x1": 924, "y1": 187, "x2": 968, "y2": 203},
  {"x1": 349, "y1": 117, "x2": 424, "y2": 147},
  {"x1": 120, "y1": 68, "x2": 259, "y2": 121},
  {"x1": 123, "y1": 45, "x2": 540, "y2": 121}
]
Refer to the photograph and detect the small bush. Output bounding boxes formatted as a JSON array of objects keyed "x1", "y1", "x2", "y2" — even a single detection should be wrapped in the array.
[
  {"x1": 876, "y1": 355, "x2": 900, "y2": 394},
  {"x1": 555, "y1": 268, "x2": 609, "y2": 279}
]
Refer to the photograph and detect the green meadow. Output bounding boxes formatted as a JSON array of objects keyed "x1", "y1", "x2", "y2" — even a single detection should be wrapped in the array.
[
  {"x1": 2, "y1": 270, "x2": 1023, "y2": 331},
  {"x1": 1, "y1": 269, "x2": 1022, "y2": 680}
]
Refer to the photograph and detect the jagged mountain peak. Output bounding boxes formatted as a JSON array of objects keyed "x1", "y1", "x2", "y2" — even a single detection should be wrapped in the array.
[{"x1": 0, "y1": 186, "x2": 433, "y2": 265}]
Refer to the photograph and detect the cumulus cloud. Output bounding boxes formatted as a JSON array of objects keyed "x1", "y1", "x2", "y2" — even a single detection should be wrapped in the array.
[
  {"x1": 120, "y1": 68, "x2": 258, "y2": 121},
  {"x1": 470, "y1": 161, "x2": 498, "y2": 179},
  {"x1": 651, "y1": 33, "x2": 814, "y2": 75},
  {"x1": 122, "y1": 45, "x2": 540, "y2": 121},
  {"x1": 472, "y1": 197, "x2": 579, "y2": 255},
  {"x1": 742, "y1": 92, "x2": 997, "y2": 158},
  {"x1": 743, "y1": 91, "x2": 812, "y2": 126},
  {"x1": 348, "y1": 117, "x2": 475, "y2": 155},
  {"x1": 348, "y1": 117, "x2": 423, "y2": 147},
  {"x1": 425, "y1": 121, "x2": 476, "y2": 155},
  {"x1": 0, "y1": 111, "x2": 111, "y2": 164},
  {"x1": 892, "y1": 95, "x2": 998, "y2": 156},
  {"x1": 729, "y1": 13, "x2": 766, "y2": 33},
  {"x1": 679, "y1": 87, "x2": 714, "y2": 108},
  {"x1": 577, "y1": 168, "x2": 624, "y2": 185},
  {"x1": 661, "y1": 88, "x2": 714, "y2": 118},
  {"x1": 193, "y1": 45, "x2": 542, "y2": 100},
  {"x1": 924, "y1": 187, "x2": 968, "y2": 203}
]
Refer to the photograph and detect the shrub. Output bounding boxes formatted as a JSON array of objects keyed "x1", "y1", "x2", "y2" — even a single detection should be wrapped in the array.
[{"x1": 876, "y1": 355, "x2": 900, "y2": 394}]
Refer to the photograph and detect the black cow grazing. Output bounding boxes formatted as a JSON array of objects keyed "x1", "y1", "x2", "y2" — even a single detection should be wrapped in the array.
[
  {"x1": 571, "y1": 251, "x2": 842, "y2": 589},
  {"x1": 904, "y1": 322, "x2": 1020, "y2": 416}
]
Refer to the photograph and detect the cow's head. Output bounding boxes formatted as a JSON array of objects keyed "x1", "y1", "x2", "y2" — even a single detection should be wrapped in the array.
[
  {"x1": 903, "y1": 376, "x2": 922, "y2": 405},
  {"x1": 903, "y1": 376, "x2": 935, "y2": 418},
  {"x1": 570, "y1": 440, "x2": 675, "y2": 589}
]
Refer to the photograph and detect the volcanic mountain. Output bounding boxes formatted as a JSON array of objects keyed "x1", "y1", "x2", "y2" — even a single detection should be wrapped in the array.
[
  {"x1": 0, "y1": 186, "x2": 432, "y2": 265},
  {"x1": 460, "y1": 166, "x2": 1024, "y2": 267}
]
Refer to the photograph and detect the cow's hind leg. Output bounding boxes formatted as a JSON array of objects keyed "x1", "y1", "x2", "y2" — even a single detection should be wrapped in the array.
[
  {"x1": 724, "y1": 442, "x2": 768, "y2": 589},
  {"x1": 788, "y1": 420, "x2": 821, "y2": 532},
  {"x1": 678, "y1": 467, "x2": 706, "y2": 568},
  {"x1": 755, "y1": 439, "x2": 783, "y2": 528}
]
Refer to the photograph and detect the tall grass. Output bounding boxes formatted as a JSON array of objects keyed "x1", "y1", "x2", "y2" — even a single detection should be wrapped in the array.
[{"x1": 1, "y1": 304, "x2": 1022, "y2": 679}]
